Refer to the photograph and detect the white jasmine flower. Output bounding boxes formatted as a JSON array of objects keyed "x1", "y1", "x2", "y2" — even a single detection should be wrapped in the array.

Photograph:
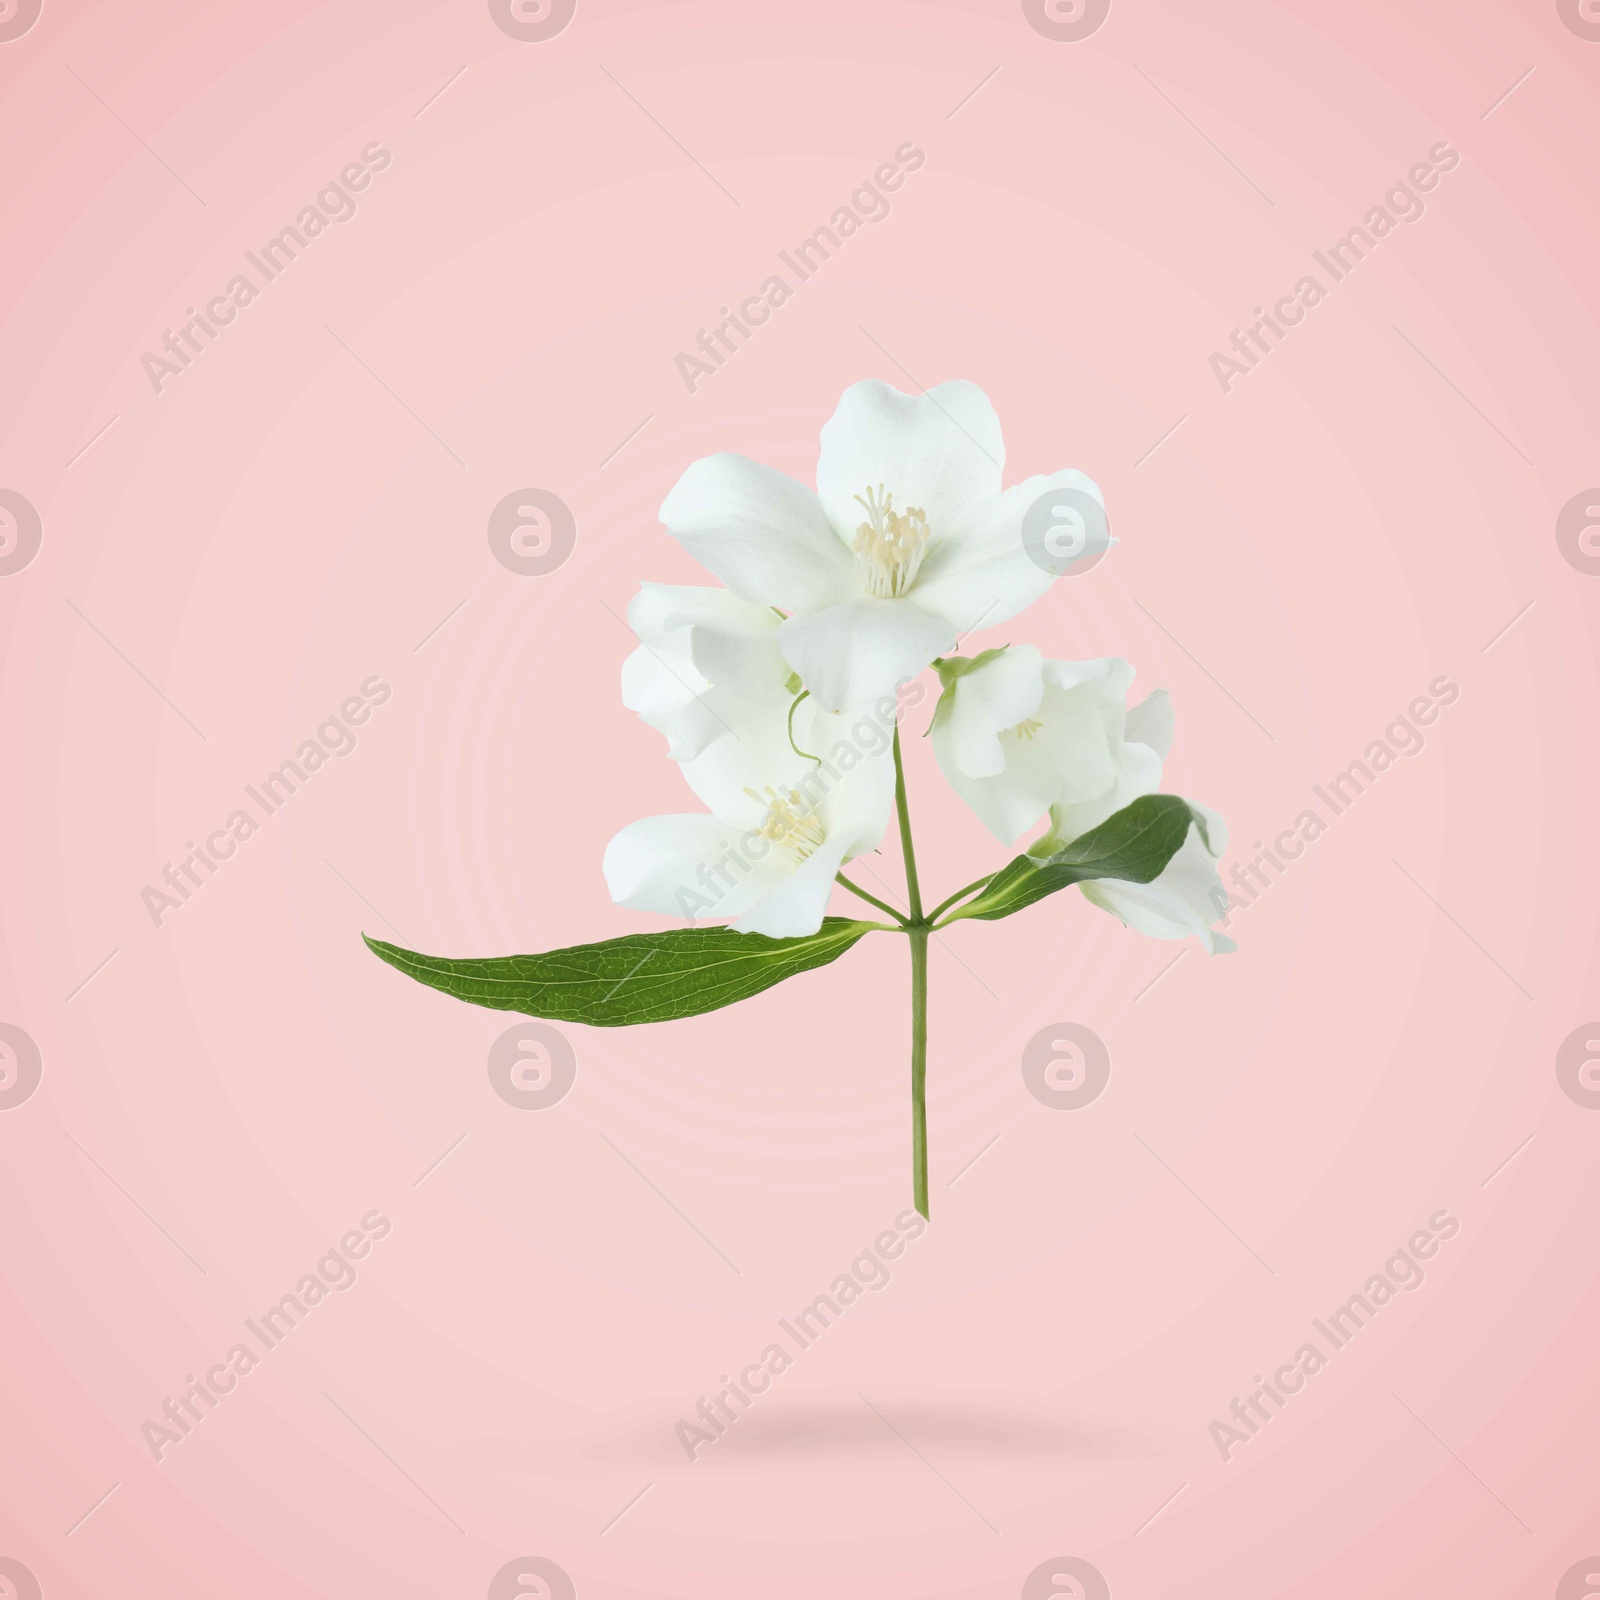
[
  {"x1": 930, "y1": 646, "x2": 1152, "y2": 845},
  {"x1": 657, "y1": 379, "x2": 1105, "y2": 711},
  {"x1": 603, "y1": 698, "x2": 897, "y2": 938},
  {"x1": 932, "y1": 645, "x2": 1234, "y2": 951}
]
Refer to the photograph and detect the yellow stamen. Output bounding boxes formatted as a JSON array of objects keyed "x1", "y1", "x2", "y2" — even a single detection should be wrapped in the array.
[
  {"x1": 852, "y1": 484, "x2": 930, "y2": 599},
  {"x1": 744, "y1": 784, "x2": 826, "y2": 862}
]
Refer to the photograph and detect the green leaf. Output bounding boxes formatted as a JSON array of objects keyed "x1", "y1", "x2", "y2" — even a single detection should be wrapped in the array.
[
  {"x1": 940, "y1": 795, "x2": 1201, "y2": 924},
  {"x1": 363, "y1": 917, "x2": 881, "y2": 1027}
]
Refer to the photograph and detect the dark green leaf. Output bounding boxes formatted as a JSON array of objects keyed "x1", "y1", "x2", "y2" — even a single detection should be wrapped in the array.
[
  {"x1": 363, "y1": 917, "x2": 880, "y2": 1027},
  {"x1": 941, "y1": 795, "x2": 1200, "y2": 924}
]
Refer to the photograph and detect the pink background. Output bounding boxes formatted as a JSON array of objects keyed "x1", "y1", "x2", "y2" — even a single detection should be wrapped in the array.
[{"x1": 3, "y1": 0, "x2": 1600, "y2": 1595}]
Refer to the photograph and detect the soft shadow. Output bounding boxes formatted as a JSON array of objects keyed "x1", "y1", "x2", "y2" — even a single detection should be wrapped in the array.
[{"x1": 572, "y1": 1389, "x2": 1160, "y2": 1472}]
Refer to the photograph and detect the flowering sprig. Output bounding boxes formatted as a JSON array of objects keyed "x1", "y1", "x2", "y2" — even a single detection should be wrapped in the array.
[{"x1": 367, "y1": 381, "x2": 1233, "y2": 1217}]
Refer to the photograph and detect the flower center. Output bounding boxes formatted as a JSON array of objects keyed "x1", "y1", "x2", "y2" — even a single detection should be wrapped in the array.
[
  {"x1": 745, "y1": 785, "x2": 827, "y2": 863},
  {"x1": 1012, "y1": 718, "x2": 1044, "y2": 740},
  {"x1": 852, "y1": 484, "x2": 930, "y2": 599}
]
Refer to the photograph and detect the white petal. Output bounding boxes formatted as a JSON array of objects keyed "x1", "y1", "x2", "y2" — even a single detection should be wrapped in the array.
[
  {"x1": 622, "y1": 584, "x2": 706, "y2": 700},
  {"x1": 673, "y1": 699, "x2": 897, "y2": 844},
  {"x1": 1187, "y1": 796, "x2": 1230, "y2": 859},
  {"x1": 1041, "y1": 654, "x2": 1134, "y2": 702},
  {"x1": 1025, "y1": 659, "x2": 1156, "y2": 838},
  {"x1": 710, "y1": 709, "x2": 899, "y2": 858},
  {"x1": 913, "y1": 468, "x2": 1107, "y2": 635},
  {"x1": 1036, "y1": 671, "x2": 1125, "y2": 806},
  {"x1": 778, "y1": 598, "x2": 955, "y2": 712},
  {"x1": 621, "y1": 643, "x2": 715, "y2": 763},
  {"x1": 810, "y1": 728, "x2": 899, "y2": 853},
  {"x1": 1048, "y1": 741, "x2": 1164, "y2": 843},
  {"x1": 676, "y1": 711, "x2": 809, "y2": 822},
  {"x1": 1125, "y1": 688, "x2": 1174, "y2": 759},
  {"x1": 708, "y1": 734, "x2": 897, "y2": 937},
  {"x1": 689, "y1": 605, "x2": 783, "y2": 686},
  {"x1": 621, "y1": 584, "x2": 785, "y2": 761},
  {"x1": 607, "y1": 689, "x2": 900, "y2": 938},
  {"x1": 1080, "y1": 826, "x2": 1233, "y2": 952},
  {"x1": 816, "y1": 380, "x2": 1003, "y2": 543},
  {"x1": 726, "y1": 731, "x2": 896, "y2": 935},
  {"x1": 628, "y1": 582, "x2": 780, "y2": 653},
  {"x1": 929, "y1": 647, "x2": 1056, "y2": 844},
  {"x1": 659, "y1": 453, "x2": 855, "y2": 611},
  {"x1": 731, "y1": 838, "x2": 852, "y2": 938},
  {"x1": 931, "y1": 653, "x2": 1153, "y2": 847},
  {"x1": 796, "y1": 699, "x2": 898, "y2": 774},
  {"x1": 604, "y1": 813, "x2": 784, "y2": 921},
  {"x1": 936, "y1": 645, "x2": 1046, "y2": 779},
  {"x1": 980, "y1": 658, "x2": 1124, "y2": 819},
  {"x1": 936, "y1": 738, "x2": 1060, "y2": 846}
]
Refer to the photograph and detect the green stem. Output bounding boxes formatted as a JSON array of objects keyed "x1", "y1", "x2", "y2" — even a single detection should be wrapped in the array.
[
  {"x1": 787, "y1": 690, "x2": 822, "y2": 763},
  {"x1": 892, "y1": 728, "x2": 930, "y2": 1218},
  {"x1": 909, "y1": 923, "x2": 929, "y2": 1220},
  {"x1": 835, "y1": 872, "x2": 909, "y2": 927},
  {"x1": 927, "y1": 873, "x2": 995, "y2": 925},
  {"x1": 892, "y1": 728, "x2": 924, "y2": 922}
]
